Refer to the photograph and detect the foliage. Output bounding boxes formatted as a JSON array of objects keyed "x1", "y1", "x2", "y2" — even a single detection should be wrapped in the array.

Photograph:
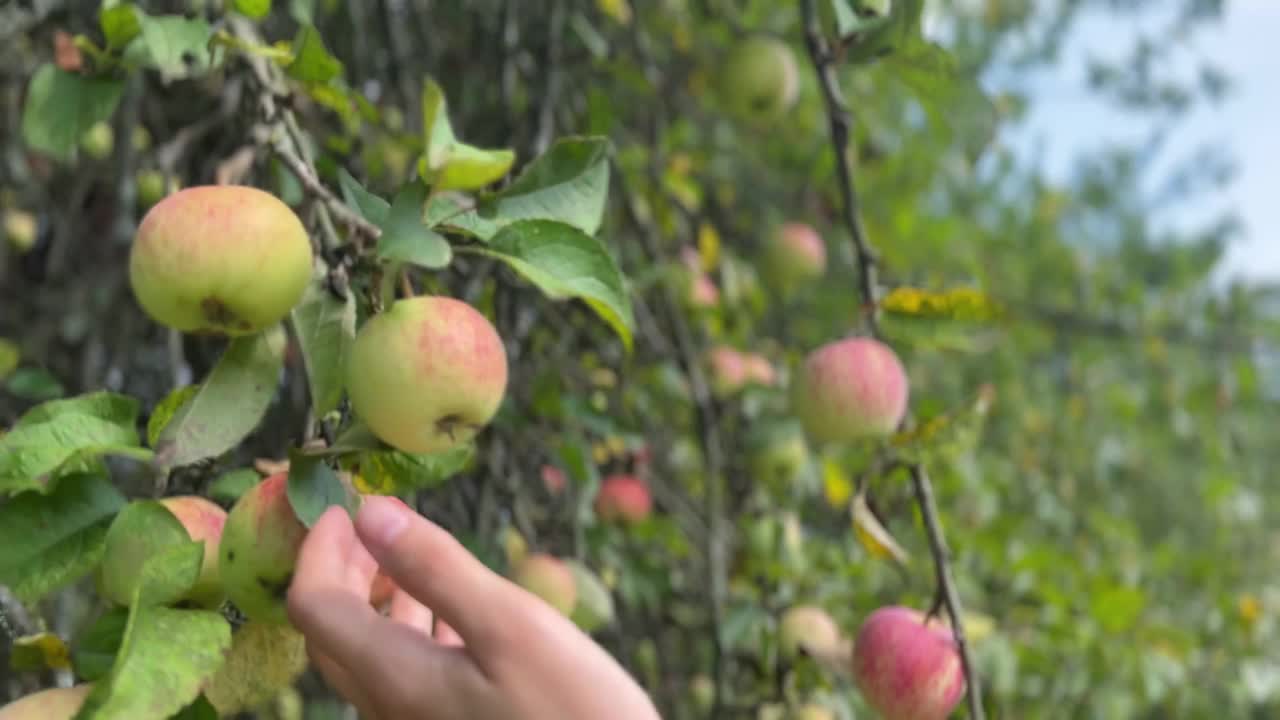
[{"x1": 0, "y1": 0, "x2": 1273, "y2": 718}]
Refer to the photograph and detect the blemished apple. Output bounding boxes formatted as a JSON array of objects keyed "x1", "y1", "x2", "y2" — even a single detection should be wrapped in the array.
[
  {"x1": 99, "y1": 496, "x2": 227, "y2": 608},
  {"x1": 129, "y1": 186, "x2": 313, "y2": 336},
  {"x1": 565, "y1": 559, "x2": 615, "y2": 632},
  {"x1": 0, "y1": 685, "x2": 92, "y2": 720},
  {"x1": 595, "y1": 474, "x2": 653, "y2": 523},
  {"x1": 219, "y1": 473, "x2": 309, "y2": 625},
  {"x1": 852, "y1": 606, "x2": 965, "y2": 720},
  {"x1": 792, "y1": 336, "x2": 909, "y2": 444},
  {"x1": 347, "y1": 296, "x2": 508, "y2": 454},
  {"x1": 779, "y1": 605, "x2": 842, "y2": 660},
  {"x1": 719, "y1": 35, "x2": 800, "y2": 121},
  {"x1": 764, "y1": 222, "x2": 826, "y2": 291},
  {"x1": 513, "y1": 553, "x2": 577, "y2": 616}
]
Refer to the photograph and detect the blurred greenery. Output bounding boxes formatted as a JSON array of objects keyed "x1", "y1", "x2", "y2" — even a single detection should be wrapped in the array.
[{"x1": 2, "y1": 0, "x2": 1277, "y2": 718}]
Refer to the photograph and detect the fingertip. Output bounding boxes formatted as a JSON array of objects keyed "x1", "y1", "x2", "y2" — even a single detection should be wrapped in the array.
[{"x1": 354, "y1": 495, "x2": 413, "y2": 553}]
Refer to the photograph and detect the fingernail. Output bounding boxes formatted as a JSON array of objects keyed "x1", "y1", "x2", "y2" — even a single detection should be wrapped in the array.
[{"x1": 356, "y1": 496, "x2": 411, "y2": 549}]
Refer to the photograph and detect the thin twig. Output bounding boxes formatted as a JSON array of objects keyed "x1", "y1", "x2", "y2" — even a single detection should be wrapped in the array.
[
  {"x1": 799, "y1": 1, "x2": 985, "y2": 717},
  {"x1": 270, "y1": 141, "x2": 382, "y2": 241}
]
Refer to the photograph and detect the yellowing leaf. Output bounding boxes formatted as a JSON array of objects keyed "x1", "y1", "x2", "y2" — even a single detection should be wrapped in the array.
[
  {"x1": 596, "y1": 0, "x2": 633, "y2": 24},
  {"x1": 881, "y1": 286, "x2": 1001, "y2": 321},
  {"x1": 1239, "y1": 594, "x2": 1262, "y2": 627},
  {"x1": 10, "y1": 632, "x2": 73, "y2": 671},
  {"x1": 822, "y1": 459, "x2": 853, "y2": 509},
  {"x1": 697, "y1": 222, "x2": 720, "y2": 271},
  {"x1": 852, "y1": 491, "x2": 909, "y2": 566}
]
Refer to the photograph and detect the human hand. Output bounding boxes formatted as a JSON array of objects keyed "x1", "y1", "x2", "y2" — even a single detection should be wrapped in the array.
[{"x1": 286, "y1": 496, "x2": 662, "y2": 720}]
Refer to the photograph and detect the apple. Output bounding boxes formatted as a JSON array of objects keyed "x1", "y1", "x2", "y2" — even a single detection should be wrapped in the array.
[
  {"x1": 0, "y1": 685, "x2": 92, "y2": 720},
  {"x1": 595, "y1": 474, "x2": 653, "y2": 523},
  {"x1": 501, "y1": 526, "x2": 529, "y2": 568},
  {"x1": 136, "y1": 170, "x2": 181, "y2": 208},
  {"x1": 792, "y1": 337, "x2": 908, "y2": 444},
  {"x1": 513, "y1": 553, "x2": 577, "y2": 616},
  {"x1": 541, "y1": 464, "x2": 568, "y2": 495},
  {"x1": 688, "y1": 674, "x2": 715, "y2": 713},
  {"x1": 129, "y1": 186, "x2": 313, "y2": 336},
  {"x1": 219, "y1": 473, "x2": 309, "y2": 625},
  {"x1": 80, "y1": 121, "x2": 114, "y2": 160},
  {"x1": 764, "y1": 222, "x2": 826, "y2": 291},
  {"x1": 852, "y1": 606, "x2": 965, "y2": 720},
  {"x1": 779, "y1": 605, "x2": 841, "y2": 660},
  {"x1": 741, "y1": 352, "x2": 777, "y2": 387},
  {"x1": 99, "y1": 496, "x2": 227, "y2": 607},
  {"x1": 719, "y1": 35, "x2": 800, "y2": 121},
  {"x1": 565, "y1": 559, "x2": 615, "y2": 632},
  {"x1": 347, "y1": 296, "x2": 508, "y2": 454},
  {"x1": 708, "y1": 346, "x2": 749, "y2": 395},
  {"x1": 749, "y1": 422, "x2": 810, "y2": 487},
  {"x1": 3, "y1": 210, "x2": 37, "y2": 254}
]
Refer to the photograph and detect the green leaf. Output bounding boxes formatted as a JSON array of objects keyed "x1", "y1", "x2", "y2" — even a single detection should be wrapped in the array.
[
  {"x1": 465, "y1": 219, "x2": 634, "y2": 349},
  {"x1": 125, "y1": 15, "x2": 218, "y2": 82},
  {"x1": 133, "y1": 539, "x2": 204, "y2": 608},
  {"x1": 287, "y1": 24, "x2": 343, "y2": 84},
  {"x1": 290, "y1": 269, "x2": 356, "y2": 415},
  {"x1": 1091, "y1": 585, "x2": 1146, "y2": 634},
  {"x1": 231, "y1": 0, "x2": 272, "y2": 19},
  {"x1": 74, "y1": 608, "x2": 131, "y2": 682},
  {"x1": 100, "y1": 3, "x2": 143, "y2": 49},
  {"x1": 170, "y1": 696, "x2": 219, "y2": 720},
  {"x1": 20, "y1": 64, "x2": 124, "y2": 162},
  {"x1": 430, "y1": 137, "x2": 611, "y2": 240},
  {"x1": 0, "y1": 338, "x2": 19, "y2": 381},
  {"x1": 0, "y1": 395, "x2": 143, "y2": 494},
  {"x1": 146, "y1": 385, "x2": 199, "y2": 448},
  {"x1": 286, "y1": 449, "x2": 359, "y2": 527},
  {"x1": 354, "y1": 445, "x2": 474, "y2": 495},
  {"x1": 338, "y1": 169, "x2": 390, "y2": 225},
  {"x1": 377, "y1": 183, "x2": 452, "y2": 269},
  {"x1": 154, "y1": 326, "x2": 286, "y2": 471},
  {"x1": 203, "y1": 623, "x2": 308, "y2": 717},
  {"x1": 5, "y1": 367, "x2": 66, "y2": 401},
  {"x1": 15, "y1": 391, "x2": 139, "y2": 429},
  {"x1": 207, "y1": 468, "x2": 260, "y2": 504},
  {"x1": 73, "y1": 606, "x2": 231, "y2": 720},
  {"x1": 417, "y1": 77, "x2": 515, "y2": 192},
  {"x1": 884, "y1": 42, "x2": 997, "y2": 161},
  {"x1": 846, "y1": 0, "x2": 923, "y2": 64},
  {"x1": 0, "y1": 474, "x2": 125, "y2": 603}
]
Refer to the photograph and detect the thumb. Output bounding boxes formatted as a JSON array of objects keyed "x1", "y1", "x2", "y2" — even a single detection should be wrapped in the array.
[{"x1": 354, "y1": 496, "x2": 521, "y2": 663}]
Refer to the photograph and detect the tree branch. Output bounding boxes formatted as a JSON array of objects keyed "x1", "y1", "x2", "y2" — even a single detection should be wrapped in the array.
[{"x1": 799, "y1": 1, "x2": 985, "y2": 717}]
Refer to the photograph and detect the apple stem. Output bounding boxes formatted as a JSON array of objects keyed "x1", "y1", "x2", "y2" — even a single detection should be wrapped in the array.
[{"x1": 400, "y1": 269, "x2": 417, "y2": 298}]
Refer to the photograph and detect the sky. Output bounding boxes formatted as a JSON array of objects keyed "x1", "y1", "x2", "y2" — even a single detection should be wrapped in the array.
[{"x1": 994, "y1": 0, "x2": 1278, "y2": 283}]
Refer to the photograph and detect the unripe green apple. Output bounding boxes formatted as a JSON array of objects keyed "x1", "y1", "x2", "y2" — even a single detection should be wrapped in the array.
[
  {"x1": 852, "y1": 606, "x2": 965, "y2": 720},
  {"x1": 220, "y1": 473, "x2": 309, "y2": 625},
  {"x1": 136, "y1": 170, "x2": 180, "y2": 208},
  {"x1": 779, "y1": 605, "x2": 841, "y2": 660},
  {"x1": 347, "y1": 296, "x2": 508, "y2": 454},
  {"x1": 513, "y1": 553, "x2": 577, "y2": 616},
  {"x1": 0, "y1": 685, "x2": 92, "y2": 720},
  {"x1": 80, "y1": 121, "x2": 114, "y2": 160},
  {"x1": 688, "y1": 674, "x2": 715, "y2": 714},
  {"x1": 565, "y1": 559, "x2": 615, "y2": 632},
  {"x1": 764, "y1": 222, "x2": 826, "y2": 291},
  {"x1": 749, "y1": 422, "x2": 811, "y2": 487},
  {"x1": 792, "y1": 337, "x2": 908, "y2": 444},
  {"x1": 99, "y1": 496, "x2": 227, "y2": 607},
  {"x1": 129, "y1": 186, "x2": 313, "y2": 336},
  {"x1": 595, "y1": 474, "x2": 653, "y2": 524},
  {"x1": 719, "y1": 35, "x2": 800, "y2": 121},
  {"x1": 3, "y1": 210, "x2": 37, "y2": 254}
]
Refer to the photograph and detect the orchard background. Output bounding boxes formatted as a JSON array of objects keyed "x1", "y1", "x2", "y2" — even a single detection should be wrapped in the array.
[{"x1": 1, "y1": 0, "x2": 1277, "y2": 718}]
